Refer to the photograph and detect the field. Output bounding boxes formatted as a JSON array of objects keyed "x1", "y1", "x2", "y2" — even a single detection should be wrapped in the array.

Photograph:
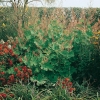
[{"x1": 0, "y1": 5, "x2": 100, "y2": 100}]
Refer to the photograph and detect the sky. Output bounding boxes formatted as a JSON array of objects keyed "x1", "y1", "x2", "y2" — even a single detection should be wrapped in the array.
[
  {"x1": 0, "y1": 0, "x2": 100, "y2": 8},
  {"x1": 28, "y1": 0, "x2": 100, "y2": 8}
]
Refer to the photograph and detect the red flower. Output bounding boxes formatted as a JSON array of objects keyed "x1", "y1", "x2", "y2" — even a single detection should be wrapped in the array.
[
  {"x1": 13, "y1": 54, "x2": 18, "y2": 58},
  {"x1": 16, "y1": 70, "x2": 21, "y2": 78},
  {"x1": 9, "y1": 74, "x2": 14, "y2": 82},
  {"x1": 24, "y1": 73, "x2": 29, "y2": 78},
  {"x1": 62, "y1": 81, "x2": 66, "y2": 85},
  {"x1": 64, "y1": 78, "x2": 70, "y2": 82},
  {"x1": 9, "y1": 93, "x2": 14, "y2": 98},
  {"x1": 68, "y1": 88, "x2": 75, "y2": 93},
  {"x1": 9, "y1": 49, "x2": 13, "y2": 54},
  {"x1": 22, "y1": 66, "x2": 27, "y2": 73},
  {"x1": 68, "y1": 82, "x2": 73, "y2": 87},
  {"x1": 12, "y1": 45, "x2": 16, "y2": 49},
  {"x1": 0, "y1": 72, "x2": 5, "y2": 75},
  {"x1": 27, "y1": 69, "x2": 32, "y2": 75},
  {"x1": 11, "y1": 53, "x2": 15, "y2": 56},
  {"x1": 20, "y1": 72, "x2": 24, "y2": 78},
  {"x1": 14, "y1": 67, "x2": 18, "y2": 72},
  {"x1": 0, "y1": 93, "x2": 7, "y2": 98},
  {"x1": 8, "y1": 59, "x2": 13, "y2": 66},
  {"x1": 3, "y1": 48, "x2": 9, "y2": 53},
  {"x1": 0, "y1": 52, "x2": 4, "y2": 55}
]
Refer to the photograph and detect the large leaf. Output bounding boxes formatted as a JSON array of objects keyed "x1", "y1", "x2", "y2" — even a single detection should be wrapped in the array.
[
  {"x1": 30, "y1": 73, "x2": 47, "y2": 86},
  {"x1": 61, "y1": 50, "x2": 74, "y2": 59},
  {"x1": 86, "y1": 25, "x2": 93, "y2": 37},
  {"x1": 61, "y1": 50, "x2": 68, "y2": 56},
  {"x1": 30, "y1": 56, "x2": 41, "y2": 66},
  {"x1": 44, "y1": 71, "x2": 58, "y2": 82},
  {"x1": 7, "y1": 67, "x2": 15, "y2": 74},
  {"x1": 24, "y1": 30, "x2": 31, "y2": 40},
  {"x1": 86, "y1": 29, "x2": 93, "y2": 37},
  {"x1": 41, "y1": 62, "x2": 54, "y2": 71}
]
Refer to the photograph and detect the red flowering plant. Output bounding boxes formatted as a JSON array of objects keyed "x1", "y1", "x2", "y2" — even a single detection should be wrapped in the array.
[
  {"x1": 0, "y1": 93, "x2": 7, "y2": 99},
  {"x1": 0, "y1": 39, "x2": 32, "y2": 86},
  {"x1": 56, "y1": 78, "x2": 75, "y2": 96},
  {"x1": 0, "y1": 87, "x2": 15, "y2": 100}
]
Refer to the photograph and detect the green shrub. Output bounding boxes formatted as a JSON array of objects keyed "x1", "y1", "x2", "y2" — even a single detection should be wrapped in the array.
[{"x1": 17, "y1": 20, "x2": 76, "y2": 85}]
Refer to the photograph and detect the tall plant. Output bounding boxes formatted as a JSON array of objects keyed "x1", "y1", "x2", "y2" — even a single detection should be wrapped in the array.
[
  {"x1": 71, "y1": 24, "x2": 94, "y2": 83},
  {"x1": 18, "y1": 20, "x2": 75, "y2": 85}
]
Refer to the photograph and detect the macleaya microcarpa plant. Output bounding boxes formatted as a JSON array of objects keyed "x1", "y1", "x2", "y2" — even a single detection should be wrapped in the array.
[{"x1": 18, "y1": 20, "x2": 76, "y2": 85}]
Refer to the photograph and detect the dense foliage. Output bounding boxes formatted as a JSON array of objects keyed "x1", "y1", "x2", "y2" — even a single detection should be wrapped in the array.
[{"x1": 0, "y1": 7, "x2": 100, "y2": 100}]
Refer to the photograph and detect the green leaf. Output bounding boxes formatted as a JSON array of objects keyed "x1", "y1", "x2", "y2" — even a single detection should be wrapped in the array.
[
  {"x1": 68, "y1": 50, "x2": 74, "y2": 58},
  {"x1": 41, "y1": 62, "x2": 54, "y2": 71},
  {"x1": 7, "y1": 67, "x2": 14, "y2": 74},
  {"x1": 86, "y1": 30, "x2": 93, "y2": 37},
  {"x1": 24, "y1": 30, "x2": 31, "y2": 40},
  {"x1": 74, "y1": 38, "x2": 80, "y2": 43},
  {"x1": 44, "y1": 71, "x2": 58, "y2": 82},
  {"x1": 61, "y1": 50, "x2": 68, "y2": 57},
  {"x1": 31, "y1": 74, "x2": 47, "y2": 86},
  {"x1": 30, "y1": 56, "x2": 38, "y2": 66},
  {"x1": 61, "y1": 50, "x2": 74, "y2": 59},
  {"x1": 52, "y1": 43, "x2": 59, "y2": 51}
]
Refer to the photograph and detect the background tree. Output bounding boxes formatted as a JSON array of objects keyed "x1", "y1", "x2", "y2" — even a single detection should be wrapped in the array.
[{"x1": 0, "y1": 0, "x2": 56, "y2": 38}]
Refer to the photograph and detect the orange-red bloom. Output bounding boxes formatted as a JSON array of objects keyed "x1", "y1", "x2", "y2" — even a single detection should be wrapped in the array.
[
  {"x1": 0, "y1": 72, "x2": 5, "y2": 75},
  {"x1": 68, "y1": 82, "x2": 73, "y2": 87},
  {"x1": 0, "y1": 93, "x2": 7, "y2": 98},
  {"x1": 14, "y1": 67, "x2": 19, "y2": 72},
  {"x1": 22, "y1": 66, "x2": 27, "y2": 73},
  {"x1": 9, "y1": 93, "x2": 14, "y2": 98},
  {"x1": 9, "y1": 74, "x2": 14, "y2": 82},
  {"x1": 64, "y1": 78, "x2": 70, "y2": 82},
  {"x1": 8, "y1": 59, "x2": 13, "y2": 66},
  {"x1": 68, "y1": 88, "x2": 75, "y2": 93},
  {"x1": 3, "y1": 48, "x2": 9, "y2": 53}
]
